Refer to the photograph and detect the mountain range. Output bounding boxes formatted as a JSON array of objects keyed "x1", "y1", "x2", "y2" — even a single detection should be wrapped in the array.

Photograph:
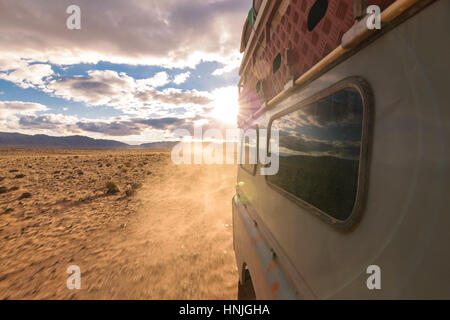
[{"x1": 0, "y1": 132, "x2": 179, "y2": 150}]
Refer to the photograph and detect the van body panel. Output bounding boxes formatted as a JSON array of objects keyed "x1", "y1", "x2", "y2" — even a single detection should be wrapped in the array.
[
  {"x1": 232, "y1": 194, "x2": 299, "y2": 299},
  {"x1": 234, "y1": 0, "x2": 450, "y2": 299}
]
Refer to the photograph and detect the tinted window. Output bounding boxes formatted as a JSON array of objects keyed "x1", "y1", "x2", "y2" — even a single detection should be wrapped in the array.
[
  {"x1": 268, "y1": 88, "x2": 364, "y2": 220},
  {"x1": 273, "y1": 53, "x2": 281, "y2": 74},
  {"x1": 308, "y1": 0, "x2": 328, "y2": 31}
]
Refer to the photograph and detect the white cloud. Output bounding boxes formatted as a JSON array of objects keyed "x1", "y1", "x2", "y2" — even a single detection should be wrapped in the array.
[
  {"x1": 0, "y1": 63, "x2": 54, "y2": 88},
  {"x1": 19, "y1": 113, "x2": 79, "y2": 131},
  {"x1": 2, "y1": 105, "x2": 236, "y2": 149},
  {"x1": 0, "y1": 0, "x2": 247, "y2": 140},
  {"x1": 44, "y1": 70, "x2": 212, "y2": 114},
  {"x1": 137, "y1": 71, "x2": 170, "y2": 88},
  {"x1": 10, "y1": 112, "x2": 201, "y2": 139},
  {"x1": 46, "y1": 70, "x2": 136, "y2": 107},
  {"x1": 135, "y1": 88, "x2": 212, "y2": 106},
  {"x1": 0, "y1": 0, "x2": 248, "y2": 70},
  {"x1": 0, "y1": 56, "x2": 26, "y2": 71},
  {"x1": 173, "y1": 72, "x2": 191, "y2": 85},
  {"x1": 0, "y1": 101, "x2": 48, "y2": 120},
  {"x1": 211, "y1": 53, "x2": 242, "y2": 76}
]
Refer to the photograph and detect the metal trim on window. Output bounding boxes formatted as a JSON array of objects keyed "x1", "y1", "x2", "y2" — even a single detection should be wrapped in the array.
[
  {"x1": 240, "y1": 125, "x2": 259, "y2": 176},
  {"x1": 265, "y1": 76, "x2": 374, "y2": 232}
]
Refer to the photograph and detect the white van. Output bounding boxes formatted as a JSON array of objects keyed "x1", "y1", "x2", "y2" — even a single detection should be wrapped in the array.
[{"x1": 233, "y1": 0, "x2": 450, "y2": 299}]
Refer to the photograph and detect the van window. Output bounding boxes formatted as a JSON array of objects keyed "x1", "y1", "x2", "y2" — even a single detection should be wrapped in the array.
[
  {"x1": 273, "y1": 53, "x2": 281, "y2": 74},
  {"x1": 308, "y1": 0, "x2": 328, "y2": 31},
  {"x1": 240, "y1": 128, "x2": 258, "y2": 175},
  {"x1": 267, "y1": 87, "x2": 364, "y2": 221}
]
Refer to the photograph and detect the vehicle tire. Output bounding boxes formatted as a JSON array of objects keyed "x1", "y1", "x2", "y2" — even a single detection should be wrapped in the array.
[{"x1": 237, "y1": 268, "x2": 256, "y2": 300}]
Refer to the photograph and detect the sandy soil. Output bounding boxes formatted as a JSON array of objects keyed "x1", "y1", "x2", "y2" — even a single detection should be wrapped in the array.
[{"x1": 0, "y1": 149, "x2": 238, "y2": 299}]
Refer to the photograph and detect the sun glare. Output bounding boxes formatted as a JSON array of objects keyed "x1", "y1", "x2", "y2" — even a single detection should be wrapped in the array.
[{"x1": 209, "y1": 87, "x2": 239, "y2": 125}]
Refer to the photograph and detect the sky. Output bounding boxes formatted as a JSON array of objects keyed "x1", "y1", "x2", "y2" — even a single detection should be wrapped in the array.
[{"x1": 0, "y1": 0, "x2": 251, "y2": 145}]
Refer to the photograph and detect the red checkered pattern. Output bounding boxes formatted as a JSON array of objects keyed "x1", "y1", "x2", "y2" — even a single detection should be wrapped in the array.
[{"x1": 239, "y1": 0, "x2": 395, "y2": 121}]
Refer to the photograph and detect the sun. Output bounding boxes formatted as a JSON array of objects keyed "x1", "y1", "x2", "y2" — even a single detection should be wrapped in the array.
[{"x1": 208, "y1": 86, "x2": 239, "y2": 125}]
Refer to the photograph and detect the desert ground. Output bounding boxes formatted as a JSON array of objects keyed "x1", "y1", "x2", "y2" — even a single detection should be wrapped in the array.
[{"x1": 0, "y1": 149, "x2": 238, "y2": 299}]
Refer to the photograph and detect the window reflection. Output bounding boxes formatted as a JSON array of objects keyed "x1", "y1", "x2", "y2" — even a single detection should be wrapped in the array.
[{"x1": 268, "y1": 88, "x2": 364, "y2": 220}]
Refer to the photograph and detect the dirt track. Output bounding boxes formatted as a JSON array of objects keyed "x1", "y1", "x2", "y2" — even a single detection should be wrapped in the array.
[
  {"x1": 122, "y1": 162, "x2": 238, "y2": 299},
  {"x1": 0, "y1": 150, "x2": 238, "y2": 299},
  {"x1": 94, "y1": 162, "x2": 239, "y2": 299}
]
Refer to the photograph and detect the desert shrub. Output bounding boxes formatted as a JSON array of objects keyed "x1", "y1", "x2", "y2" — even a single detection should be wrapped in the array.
[
  {"x1": 0, "y1": 177, "x2": 5, "y2": 182},
  {"x1": 15, "y1": 174, "x2": 25, "y2": 179},
  {"x1": 18, "y1": 192, "x2": 31, "y2": 200},
  {"x1": 132, "y1": 183, "x2": 142, "y2": 189},
  {"x1": 0, "y1": 186, "x2": 7, "y2": 194},
  {"x1": 125, "y1": 183, "x2": 142, "y2": 197},
  {"x1": 9, "y1": 186, "x2": 19, "y2": 192},
  {"x1": 3, "y1": 208, "x2": 14, "y2": 215},
  {"x1": 121, "y1": 168, "x2": 128, "y2": 173},
  {"x1": 9, "y1": 169, "x2": 18, "y2": 173},
  {"x1": 105, "y1": 181, "x2": 120, "y2": 195}
]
